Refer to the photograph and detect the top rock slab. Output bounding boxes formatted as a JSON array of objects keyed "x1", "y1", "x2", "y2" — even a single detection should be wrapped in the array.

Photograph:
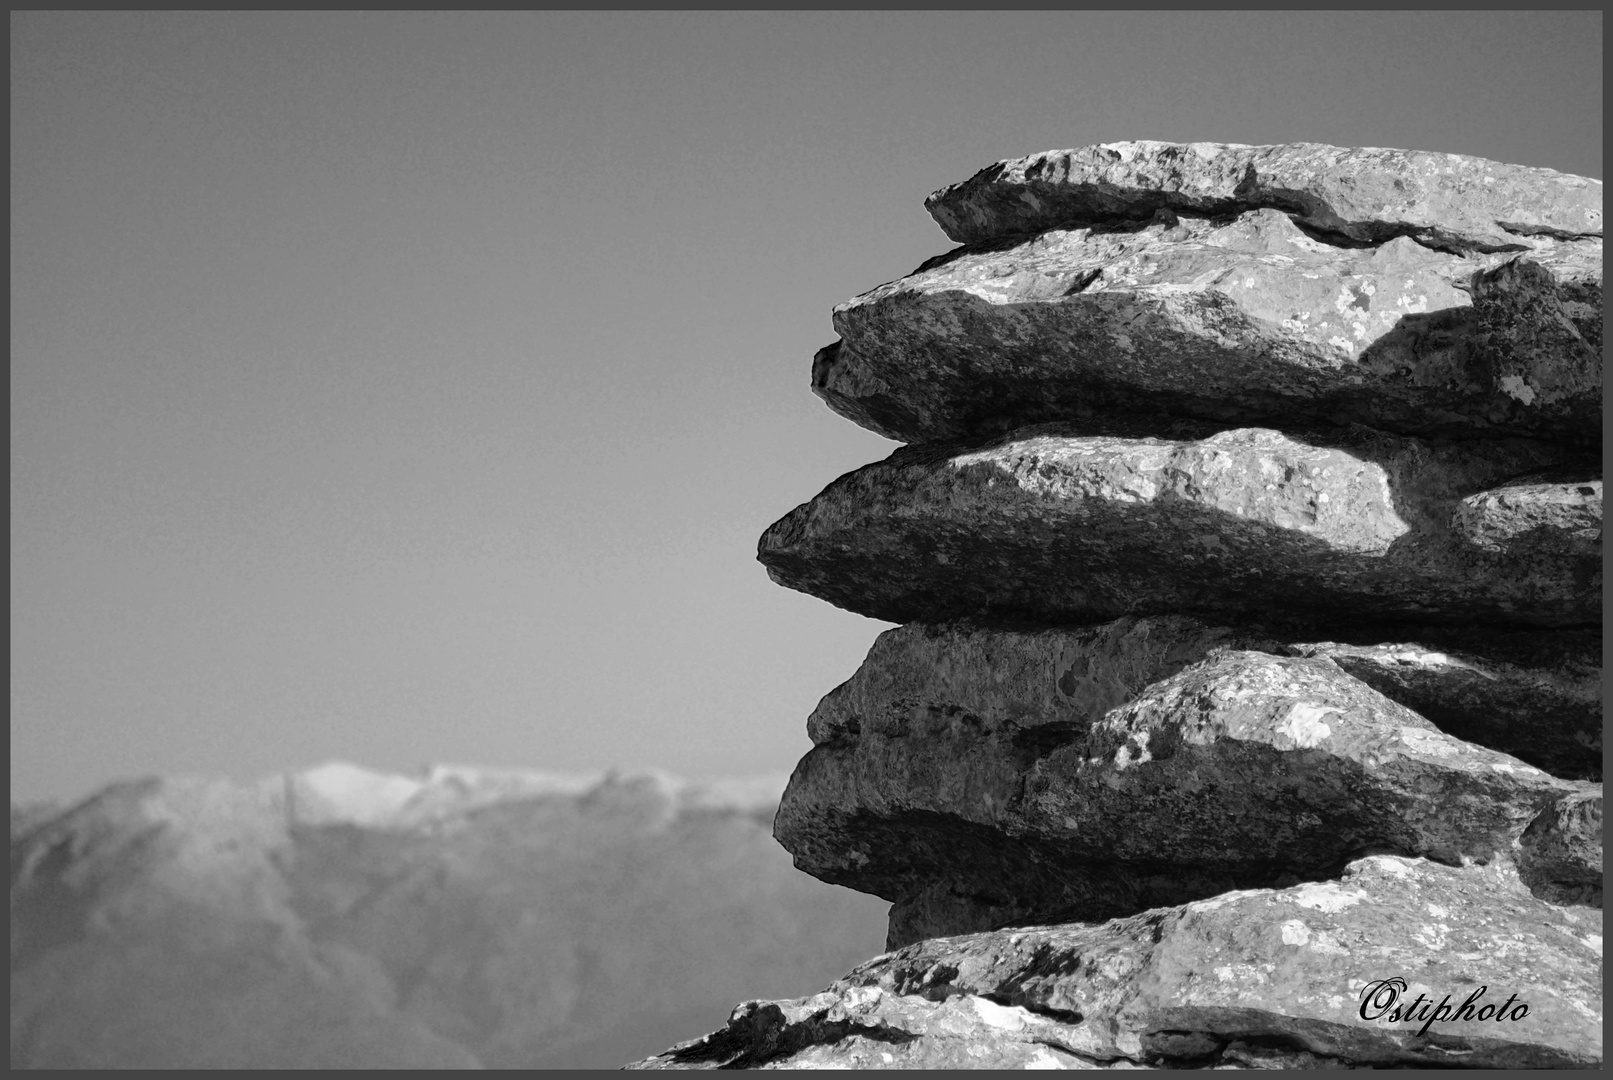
[{"x1": 926, "y1": 142, "x2": 1603, "y2": 253}]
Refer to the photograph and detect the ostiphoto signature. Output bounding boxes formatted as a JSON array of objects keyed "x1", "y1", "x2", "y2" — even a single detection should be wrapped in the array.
[{"x1": 1359, "y1": 978, "x2": 1530, "y2": 1038}]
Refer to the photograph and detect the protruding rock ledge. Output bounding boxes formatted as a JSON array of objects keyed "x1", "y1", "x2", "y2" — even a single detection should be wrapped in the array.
[
  {"x1": 812, "y1": 619, "x2": 1600, "y2": 791},
  {"x1": 759, "y1": 425, "x2": 1597, "y2": 632},
  {"x1": 815, "y1": 210, "x2": 1602, "y2": 445},
  {"x1": 805, "y1": 616, "x2": 1276, "y2": 747},
  {"x1": 924, "y1": 141, "x2": 1603, "y2": 252},
  {"x1": 777, "y1": 649, "x2": 1583, "y2": 946},
  {"x1": 629, "y1": 856, "x2": 1603, "y2": 1070}
]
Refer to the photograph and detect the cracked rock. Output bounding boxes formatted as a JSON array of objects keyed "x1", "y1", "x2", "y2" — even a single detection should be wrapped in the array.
[{"x1": 630, "y1": 856, "x2": 1602, "y2": 1069}]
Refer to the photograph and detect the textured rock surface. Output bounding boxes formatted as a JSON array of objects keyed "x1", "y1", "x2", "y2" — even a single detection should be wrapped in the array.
[
  {"x1": 1290, "y1": 630, "x2": 1602, "y2": 780},
  {"x1": 805, "y1": 616, "x2": 1276, "y2": 747},
  {"x1": 810, "y1": 616, "x2": 1601, "y2": 790},
  {"x1": 1516, "y1": 788, "x2": 1604, "y2": 908},
  {"x1": 925, "y1": 141, "x2": 1604, "y2": 251},
  {"x1": 631, "y1": 856, "x2": 1603, "y2": 1069},
  {"x1": 1453, "y1": 476, "x2": 1602, "y2": 556},
  {"x1": 759, "y1": 425, "x2": 1596, "y2": 632},
  {"x1": 9, "y1": 766, "x2": 887, "y2": 1069},
  {"x1": 778, "y1": 649, "x2": 1581, "y2": 946},
  {"x1": 714, "y1": 139, "x2": 1604, "y2": 1071},
  {"x1": 815, "y1": 210, "x2": 1602, "y2": 445}
]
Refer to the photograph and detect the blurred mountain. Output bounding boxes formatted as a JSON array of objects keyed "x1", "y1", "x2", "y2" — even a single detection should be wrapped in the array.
[{"x1": 10, "y1": 762, "x2": 889, "y2": 1068}]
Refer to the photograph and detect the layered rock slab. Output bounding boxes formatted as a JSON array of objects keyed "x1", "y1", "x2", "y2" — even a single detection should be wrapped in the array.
[
  {"x1": 924, "y1": 141, "x2": 1603, "y2": 251},
  {"x1": 813, "y1": 618, "x2": 1601, "y2": 800},
  {"x1": 778, "y1": 648, "x2": 1584, "y2": 947},
  {"x1": 816, "y1": 209, "x2": 1603, "y2": 445},
  {"x1": 631, "y1": 856, "x2": 1603, "y2": 1069},
  {"x1": 1291, "y1": 629, "x2": 1602, "y2": 780},
  {"x1": 759, "y1": 425, "x2": 1598, "y2": 632}
]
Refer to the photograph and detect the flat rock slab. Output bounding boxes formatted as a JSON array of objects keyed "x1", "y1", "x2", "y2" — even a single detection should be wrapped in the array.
[
  {"x1": 630, "y1": 856, "x2": 1603, "y2": 1070},
  {"x1": 759, "y1": 425, "x2": 1598, "y2": 632},
  {"x1": 1291, "y1": 631, "x2": 1601, "y2": 780},
  {"x1": 815, "y1": 209, "x2": 1602, "y2": 444},
  {"x1": 777, "y1": 649, "x2": 1583, "y2": 946},
  {"x1": 924, "y1": 141, "x2": 1603, "y2": 251},
  {"x1": 815, "y1": 618, "x2": 1600, "y2": 794}
]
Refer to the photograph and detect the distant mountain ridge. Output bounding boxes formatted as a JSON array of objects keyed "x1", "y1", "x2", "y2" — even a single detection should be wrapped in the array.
[{"x1": 11, "y1": 762, "x2": 888, "y2": 1069}]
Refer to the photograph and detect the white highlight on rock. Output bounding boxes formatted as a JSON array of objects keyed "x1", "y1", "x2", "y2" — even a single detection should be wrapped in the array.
[
  {"x1": 1290, "y1": 882, "x2": 1367, "y2": 913},
  {"x1": 1497, "y1": 374, "x2": 1538, "y2": 405},
  {"x1": 1280, "y1": 919, "x2": 1311, "y2": 946},
  {"x1": 971, "y1": 996, "x2": 1029, "y2": 1031},
  {"x1": 1276, "y1": 703, "x2": 1335, "y2": 748},
  {"x1": 1114, "y1": 729, "x2": 1153, "y2": 770},
  {"x1": 843, "y1": 985, "x2": 884, "y2": 1010},
  {"x1": 1360, "y1": 854, "x2": 1417, "y2": 876}
]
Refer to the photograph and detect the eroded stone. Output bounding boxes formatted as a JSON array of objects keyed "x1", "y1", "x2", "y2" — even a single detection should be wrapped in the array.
[
  {"x1": 1517, "y1": 788, "x2": 1603, "y2": 908},
  {"x1": 1291, "y1": 630, "x2": 1601, "y2": 780},
  {"x1": 815, "y1": 210, "x2": 1602, "y2": 445},
  {"x1": 758, "y1": 425, "x2": 1597, "y2": 632},
  {"x1": 1453, "y1": 477, "x2": 1602, "y2": 557},
  {"x1": 806, "y1": 616, "x2": 1277, "y2": 747},
  {"x1": 924, "y1": 141, "x2": 1603, "y2": 251},
  {"x1": 776, "y1": 649, "x2": 1582, "y2": 946},
  {"x1": 630, "y1": 857, "x2": 1603, "y2": 1070},
  {"x1": 812, "y1": 618, "x2": 1600, "y2": 790}
]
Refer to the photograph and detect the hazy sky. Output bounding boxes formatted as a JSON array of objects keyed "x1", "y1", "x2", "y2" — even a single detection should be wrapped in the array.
[{"x1": 11, "y1": 11, "x2": 1603, "y2": 804}]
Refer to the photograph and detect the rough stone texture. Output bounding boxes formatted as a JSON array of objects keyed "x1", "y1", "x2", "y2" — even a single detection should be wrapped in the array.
[
  {"x1": 805, "y1": 616, "x2": 1277, "y2": 747},
  {"x1": 811, "y1": 617, "x2": 1600, "y2": 792},
  {"x1": 1516, "y1": 788, "x2": 1604, "y2": 908},
  {"x1": 709, "y1": 138, "x2": 1606, "y2": 1072},
  {"x1": 1290, "y1": 630, "x2": 1602, "y2": 781},
  {"x1": 814, "y1": 210, "x2": 1603, "y2": 446},
  {"x1": 777, "y1": 649, "x2": 1582, "y2": 947},
  {"x1": 1470, "y1": 252, "x2": 1604, "y2": 439},
  {"x1": 759, "y1": 425, "x2": 1597, "y2": 633},
  {"x1": 630, "y1": 856, "x2": 1603, "y2": 1069},
  {"x1": 924, "y1": 141, "x2": 1604, "y2": 252},
  {"x1": 1453, "y1": 476, "x2": 1603, "y2": 557}
]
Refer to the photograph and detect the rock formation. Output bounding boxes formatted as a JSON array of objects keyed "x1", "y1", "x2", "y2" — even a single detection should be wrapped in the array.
[
  {"x1": 9, "y1": 764, "x2": 887, "y2": 1069},
  {"x1": 637, "y1": 142, "x2": 1603, "y2": 1069}
]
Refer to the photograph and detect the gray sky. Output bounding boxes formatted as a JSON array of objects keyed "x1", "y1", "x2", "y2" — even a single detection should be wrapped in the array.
[{"x1": 11, "y1": 11, "x2": 1603, "y2": 804}]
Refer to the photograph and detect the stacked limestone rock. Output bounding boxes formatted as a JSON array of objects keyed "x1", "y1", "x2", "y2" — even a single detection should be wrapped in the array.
[{"x1": 634, "y1": 142, "x2": 1603, "y2": 1069}]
